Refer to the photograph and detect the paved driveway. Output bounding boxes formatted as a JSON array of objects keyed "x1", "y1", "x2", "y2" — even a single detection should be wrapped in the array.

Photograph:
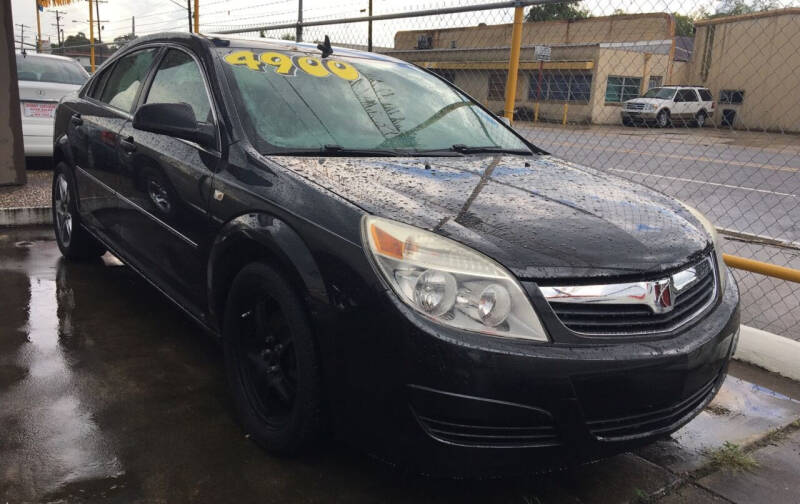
[{"x1": 2, "y1": 227, "x2": 800, "y2": 503}]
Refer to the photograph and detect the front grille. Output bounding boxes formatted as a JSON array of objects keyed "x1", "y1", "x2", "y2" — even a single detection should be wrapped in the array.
[
  {"x1": 547, "y1": 256, "x2": 717, "y2": 336},
  {"x1": 626, "y1": 102, "x2": 646, "y2": 110},
  {"x1": 586, "y1": 378, "x2": 717, "y2": 440},
  {"x1": 416, "y1": 415, "x2": 560, "y2": 448}
]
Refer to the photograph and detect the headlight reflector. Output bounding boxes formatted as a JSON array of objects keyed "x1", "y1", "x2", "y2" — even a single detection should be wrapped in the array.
[{"x1": 362, "y1": 216, "x2": 548, "y2": 341}]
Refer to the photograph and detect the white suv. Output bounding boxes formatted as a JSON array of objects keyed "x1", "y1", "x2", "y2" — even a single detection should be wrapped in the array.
[{"x1": 622, "y1": 86, "x2": 715, "y2": 128}]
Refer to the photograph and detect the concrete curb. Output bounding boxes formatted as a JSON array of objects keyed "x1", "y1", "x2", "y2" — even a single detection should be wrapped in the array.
[
  {"x1": 0, "y1": 206, "x2": 51, "y2": 226},
  {"x1": 734, "y1": 325, "x2": 800, "y2": 381}
]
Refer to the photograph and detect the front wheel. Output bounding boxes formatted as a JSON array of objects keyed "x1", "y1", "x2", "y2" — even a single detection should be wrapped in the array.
[
  {"x1": 52, "y1": 163, "x2": 106, "y2": 260},
  {"x1": 223, "y1": 262, "x2": 324, "y2": 455},
  {"x1": 656, "y1": 109, "x2": 671, "y2": 128}
]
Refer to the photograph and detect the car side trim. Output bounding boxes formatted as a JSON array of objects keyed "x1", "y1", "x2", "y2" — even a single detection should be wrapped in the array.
[{"x1": 75, "y1": 165, "x2": 199, "y2": 249}]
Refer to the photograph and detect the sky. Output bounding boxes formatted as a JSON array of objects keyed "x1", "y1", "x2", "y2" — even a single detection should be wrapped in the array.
[{"x1": 11, "y1": 0, "x2": 727, "y2": 50}]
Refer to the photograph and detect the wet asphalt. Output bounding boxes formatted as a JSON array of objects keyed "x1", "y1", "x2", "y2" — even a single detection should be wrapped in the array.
[{"x1": 2, "y1": 226, "x2": 799, "y2": 504}]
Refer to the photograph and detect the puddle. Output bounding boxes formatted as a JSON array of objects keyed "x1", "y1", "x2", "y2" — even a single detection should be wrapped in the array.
[{"x1": 637, "y1": 375, "x2": 800, "y2": 473}]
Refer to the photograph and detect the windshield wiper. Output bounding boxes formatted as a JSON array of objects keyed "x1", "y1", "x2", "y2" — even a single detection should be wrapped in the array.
[
  {"x1": 271, "y1": 144, "x2": 399, "y2": 157},
  {"x1": 449, "y1": 144, "x2": 532, "y2": 155}
]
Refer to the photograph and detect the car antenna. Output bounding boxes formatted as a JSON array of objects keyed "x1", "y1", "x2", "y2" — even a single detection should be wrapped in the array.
[{"x1": 317, "y1": 35, "x2": 333, "y2": 58}]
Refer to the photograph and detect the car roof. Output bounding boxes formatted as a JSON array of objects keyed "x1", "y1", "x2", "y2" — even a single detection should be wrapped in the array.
[
  {"x1": 15, "y1": 51, "x2": 81, "y2": 63},
  {"x1": 659, "y1": 85, "x2": 709, "y2": 89},
  {"x1": 123, "y1": 32, "x2": 404, "y2": 64}
]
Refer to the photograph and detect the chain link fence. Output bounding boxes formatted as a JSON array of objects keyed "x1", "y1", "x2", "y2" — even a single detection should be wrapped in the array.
[{"x1": 30, "y1": 0, "x2": 800, "y2": 339}]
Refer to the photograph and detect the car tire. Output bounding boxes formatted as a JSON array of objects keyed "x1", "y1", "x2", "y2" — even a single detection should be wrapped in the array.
[
  {"x1": 656, "y1": 109, "x2": 671, "y2": 128},
  {"x1": 694, "y1": 111, "x2": 707, "y2": 128},
  {"x1": 622, "y1": 117, "x2": 633, "y2": 127},
  {"x1": 52, "y1": 162, "x2": 106, "y2": 260},
  {"x1": 223, "y1": 261, "x2": 323, "y2": 455}
]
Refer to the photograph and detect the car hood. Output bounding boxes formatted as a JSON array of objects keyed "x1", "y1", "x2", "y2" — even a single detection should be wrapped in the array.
[
  {"x1": 279, "y1": 154, "x2": 710, "y2": 280},
  {"x1": 625, "y1": 98, "x2": 669, "y2": 106}
]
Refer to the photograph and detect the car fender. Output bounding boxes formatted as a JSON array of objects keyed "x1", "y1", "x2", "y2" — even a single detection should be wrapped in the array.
[
  {"x1": 207, "y1": 212, "x2": 328, "y2": 327},
  {"x1": 53, "y1": 132, "x2": 75, "y2": 167}
]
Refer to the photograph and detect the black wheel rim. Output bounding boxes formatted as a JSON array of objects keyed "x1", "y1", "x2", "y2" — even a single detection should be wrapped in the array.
[
  {"x1": 237, "y1": 293, "x2": 297, "y2": 428},
  {"x1": 54, "y1": 173, "x2": 72, "y2": 247}
]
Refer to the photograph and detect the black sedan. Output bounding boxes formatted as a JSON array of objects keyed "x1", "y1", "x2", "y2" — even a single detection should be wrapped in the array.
[{"x1": 51, "y1": 33, "x2": 740, "y2": 476}]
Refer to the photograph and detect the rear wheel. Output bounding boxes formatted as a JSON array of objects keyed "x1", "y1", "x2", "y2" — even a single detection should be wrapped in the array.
[
  {"x1": 694, "y1": 111, "x2": 707, "y2": 128},
  {"x1": 656, "y1": 109, "x2": 671, "y2": 128},
  {"x1": 52, "y1": 163, "x2": 106, "y2": 260},
  {"x1": 223, "y1": 262, "x2": 323, "y2": 455},
  {"x1": 622, "y1": 117, "x2": 633, "y2": 127}
]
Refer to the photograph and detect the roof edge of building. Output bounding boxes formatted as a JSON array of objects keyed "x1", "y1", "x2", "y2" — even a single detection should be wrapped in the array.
[
  {"x1": 396, "y1": 12, "x2": 673, "y2": 35},
  {"x1": 694, "y1": 7, "x2": 800, "y2": 26}
]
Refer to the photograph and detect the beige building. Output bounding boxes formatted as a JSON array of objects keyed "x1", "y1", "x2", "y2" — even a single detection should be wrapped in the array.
[
  {"x1": 691, "y1": 8, "x2": 800, "y2": 132},
  {"x1": 387, "y1": 14, "x2": 690, "y2": 124}
]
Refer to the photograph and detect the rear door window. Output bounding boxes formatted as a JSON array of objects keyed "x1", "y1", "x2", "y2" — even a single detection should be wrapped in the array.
[
  {"x1": 698, "y1": 89, "x2": 713, "y2": 101},
  {"x1": 681, "y1": 89, "x2": 699, "y2": 102},
  {"x1": 98, "y1": 49, "x2": 157, "y2": 112}
]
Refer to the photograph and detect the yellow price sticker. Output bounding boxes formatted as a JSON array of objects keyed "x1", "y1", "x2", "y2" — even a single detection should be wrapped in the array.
[
  {"x1": 224, "y1": 50, "x2": 261, "y2": 71},
  {"x1": 224, "y1": 50, "x2": 360, "y2": 82},
  {"x1": 260, "y1": 52, "x2": 296, "y2": 75}
]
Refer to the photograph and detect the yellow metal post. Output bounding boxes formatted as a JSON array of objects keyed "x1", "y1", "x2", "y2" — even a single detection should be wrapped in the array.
[
  {"x1": 35, "y1": 1, "x2": 41, "y2": 52},
  {"x1": 503, "y1": 6, "x2": 524, "y2": 123},
  {"x1": 561, "y1": 103, "x2": 568, "y2": 125},
  {"x1": 194, "y1": 0, "x2": 199, "y2": 33},
  {"x1": 89, "y1": 0, "x2": 95, "y2": 72},
  {"x1": 534, "y1": 102, "x2": 540, "y2": 122},
  {"x1": 723, "y1": 254, "x2": 800, "y2": 284}
]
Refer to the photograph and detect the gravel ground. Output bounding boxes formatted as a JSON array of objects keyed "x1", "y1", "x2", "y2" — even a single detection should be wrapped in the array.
[{"x1": 0, "y1": 170, "x2": 51, "y2": 209}]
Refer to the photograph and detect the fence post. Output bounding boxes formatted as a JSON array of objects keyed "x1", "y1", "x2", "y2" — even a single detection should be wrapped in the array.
[
  {"x1": 503, "y1": 5, "x2": 524, "y2": 123},
  {"x1": 194, "y1": 0, "x2": 200, "y2": 33},
  {"x1": 561, "y1": 102, "x2": 568, "y2": 125}
]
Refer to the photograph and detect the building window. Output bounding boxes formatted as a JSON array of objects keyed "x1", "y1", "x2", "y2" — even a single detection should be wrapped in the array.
[
  {"x1": 488, "y1": 71, "x2": 507, "y2": 101},
  {"x1": 528, "y1": 71, "x2": 592, "y2": 103},
  {"x1": 416, "y1": 35, "x2": 433, "y2": 50},
  {"x1": 605, "y1": 76, "x2": 642, "y2": 103},
  {"x1": 719, "y1": 89, "x2": 745, "y2": 104},
  {"x1": 430, "y1": 68, "x2": 456, "y2": 84},
  {"x1": 648, "y1": 75, "x2": 663, "y2": 89}
]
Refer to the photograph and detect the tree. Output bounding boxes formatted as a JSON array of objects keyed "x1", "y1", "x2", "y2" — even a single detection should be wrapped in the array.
[
  {"x1": 112, "y1": 33, "x2": 137, "y2": 50},
  {"x1": 50, "y1": 32, "x2": 89, "y2": 54},
  {"x1": 525, "y1": 1, "x2": 590, "y2": 22},
  {"x1": 673, "y1": 13, "x2": 695, "y2": 36}
]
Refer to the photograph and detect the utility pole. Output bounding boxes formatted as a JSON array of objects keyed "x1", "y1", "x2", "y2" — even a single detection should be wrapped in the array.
[
  {"x1": 194, "y1": 0, "x2": 199, "y2": 33},
  {"x1": 49, "y1": 10, "x2": 66, "y2": 46},
  {"x1": 89, "y1": 0, "x2": 94, "y2": 72},
  {"x1": 131, "y1": 16, "x2": 135, "y2": 37},
  {"x1": 35, "y1": 1, "x2": 42, "y2": 52},
  {"x1": 186, "y1": 0, "x2": 193, "y2": 33},
  {"x1": 296, "y1": 0, "x2": 302, "y2": 42}
]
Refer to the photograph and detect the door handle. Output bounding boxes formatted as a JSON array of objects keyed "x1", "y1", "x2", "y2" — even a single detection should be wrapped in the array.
[
  {"x1": 120, "y1": 136, "x2": 137, "y2": 153},
  {"x1": 70, "y1": 114, "x2": 83, "y2": 126}
]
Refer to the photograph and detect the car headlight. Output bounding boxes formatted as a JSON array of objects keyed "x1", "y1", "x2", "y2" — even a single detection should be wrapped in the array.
[
  {"x1": 645, "y1": 104, "x2": 656, "y2": 112},
  {"x1": 682, "y1": 204, "x2": 728, "y2": 292},
  {"x1": 362, "y1": 216, "x2": 548, "y2": 341}
]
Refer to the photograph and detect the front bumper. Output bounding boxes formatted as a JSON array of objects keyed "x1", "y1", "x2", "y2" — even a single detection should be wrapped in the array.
[
  {"x1": 622, "y1": 110, "x2": 658, "y2": 121},
  {"x1": 334, "y1": 269, "x2": 740, "y2": 476}
]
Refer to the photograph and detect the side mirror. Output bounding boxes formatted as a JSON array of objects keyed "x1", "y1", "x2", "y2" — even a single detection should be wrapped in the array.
[{"x1": 133, "y1": 102, "x2": 215, "y2": 148}]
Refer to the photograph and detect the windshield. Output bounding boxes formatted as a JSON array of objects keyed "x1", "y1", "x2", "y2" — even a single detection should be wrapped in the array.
[
  {"x1": 642, "y1": 87, "x2": 676, "y2": 100},
  {"x1": 219, "y1": 48, "x2": 530, "y2": 155},
  {"x1": 16, "y1": 54, "x2": 88, "y2": 85}
]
